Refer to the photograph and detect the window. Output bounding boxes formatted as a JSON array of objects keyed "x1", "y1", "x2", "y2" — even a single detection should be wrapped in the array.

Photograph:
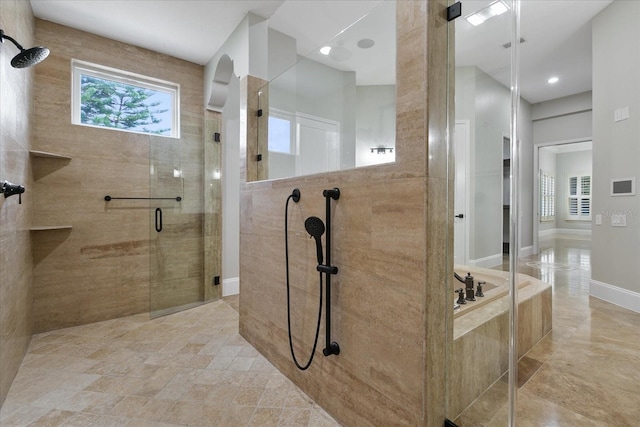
[
  {"x1": 567, "y1": 174, "x2": 591, "y2": 220},
  {"x1": 72, "y1": 60, "x2": 180, "y2": 138},
  {"x1": 540, "y1": 170, "x2": 555, "y2": 221},
  {"x1": 268, "y1": 110, "x2": 295, "y2": 154}
]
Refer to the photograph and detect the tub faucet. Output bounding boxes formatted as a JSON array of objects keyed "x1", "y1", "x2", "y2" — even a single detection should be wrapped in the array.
[
  {"x1": 455, "y1": 288, "x2": 466, "y2": 305},
  {"x1": 476, "y1": 281, "x2": 486, "y2": 297},
  {"x1": 464, "y1": 272, "x2": 476, "y2": 301}
]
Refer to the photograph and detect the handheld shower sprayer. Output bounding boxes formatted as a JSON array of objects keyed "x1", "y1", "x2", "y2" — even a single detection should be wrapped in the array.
[
  {"x1": 304, "y1": 216, "x2": 325, "y2": 265},
  {"x1": 284, "y1": 188, "x2": 323, "y2": 371}
]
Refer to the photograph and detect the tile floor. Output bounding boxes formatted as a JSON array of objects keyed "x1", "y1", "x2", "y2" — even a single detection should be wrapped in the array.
[
  {"x1": 456, "y1": 235, "x2": 640, "y2": 426},
  {"x1": 2, "y1": 236, "x2": 638, "y2": 426},
  {"x1": 0, "y1": 296, "x2": 339, "y2": 426}
]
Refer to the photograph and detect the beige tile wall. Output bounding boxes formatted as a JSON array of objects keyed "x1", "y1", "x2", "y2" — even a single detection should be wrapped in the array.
[
  {"x1": 448, "y1": 280, "x2": 553, "y2": 418},
  {"x1": 32, "y1": 20, "x2": 207, "y2": 331},
  {"x1": 0, "y1": 0, "x2": 36, "y2": 406},
  {"x1": 238, "y1": 1, "x2": 451, "y2": 425}
]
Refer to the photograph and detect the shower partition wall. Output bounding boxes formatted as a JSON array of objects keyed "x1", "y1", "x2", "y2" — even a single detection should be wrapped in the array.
[{"x1": 149, "y1": 113, "x2": 222, "y2": 316}]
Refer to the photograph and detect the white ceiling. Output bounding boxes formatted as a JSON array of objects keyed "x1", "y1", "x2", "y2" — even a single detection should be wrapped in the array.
[
  {"x1": 457, "y1": 0, "x2": 612, "y2": 103},
  {"x1": 30, "y1": 0, "x2": 613, "y2": 104}
]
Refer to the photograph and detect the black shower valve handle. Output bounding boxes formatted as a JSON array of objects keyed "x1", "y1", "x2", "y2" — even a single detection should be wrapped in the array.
[{"x1": 2, "y1": 180, "x2": 25, "y2": 204}]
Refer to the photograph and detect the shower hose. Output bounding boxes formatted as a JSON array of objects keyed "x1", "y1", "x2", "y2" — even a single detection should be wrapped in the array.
[{"x1": 285, "y1": 193, "x2": 323, "y2": 370}]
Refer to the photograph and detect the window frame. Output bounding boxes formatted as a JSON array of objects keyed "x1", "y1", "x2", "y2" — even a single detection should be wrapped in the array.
[
  {"x1": 71, "y1": 59, "x2": 180, "y2": 139},
  {"x1": 540, "y1": 169, "x2": 555, "y2": 222},
  {"x1": 567, "y1": 173, "x2": 591, "y2": 221},
  {"x1": 267, "y1": 108, "x2": 296, "y2": 155}
]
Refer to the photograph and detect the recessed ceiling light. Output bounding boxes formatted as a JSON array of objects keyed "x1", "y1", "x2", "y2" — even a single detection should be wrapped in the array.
[
  {"x1": 548, "y1": 76, "x2": 559, "y2": 84},
  {"x1": 357, "y1": 39, "x2": 375, "y2": 49},
  {"x1": 466, "y1": 0, "x2": 510, "y2": 26},
  {"x1": 320, "y1": 46, "x2": 331, "y2": 56}
]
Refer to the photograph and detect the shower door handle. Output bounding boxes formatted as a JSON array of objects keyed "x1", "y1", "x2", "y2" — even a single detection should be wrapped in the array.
[
  {"x1": 155, "y1": 208, "x2": 163, "y2": 232},
  {"x1": 455, "y1": 213, "x2": 464, "y2": 219}
]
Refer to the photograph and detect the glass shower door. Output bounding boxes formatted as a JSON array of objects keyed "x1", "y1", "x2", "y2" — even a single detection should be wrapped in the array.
[
  {"x1": 446, "y1": 0, "x2": 520, "y2": 424},
  {"x1": 149, "y1": 112, "x2": 222, "y2": 316}
]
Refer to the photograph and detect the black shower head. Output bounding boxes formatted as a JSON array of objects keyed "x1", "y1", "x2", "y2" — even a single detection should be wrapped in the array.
[
  {"x1": 305, "y1": 216, "x2": 325, "y2": 265},
  {"x1": 305, "y1": 216, "x2": 325, "y2": 239},
  {"x1": 1, "y1": 29, "x2": 50, "y2": 68}
]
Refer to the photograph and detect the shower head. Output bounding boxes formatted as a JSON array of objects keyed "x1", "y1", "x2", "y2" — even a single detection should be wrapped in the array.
[
  {"x1": 1, "y1": 29, "x2": 50, "y2": 68},
  {"x1": 305, "y1": 216, "x2": 325, "y2": 265}
]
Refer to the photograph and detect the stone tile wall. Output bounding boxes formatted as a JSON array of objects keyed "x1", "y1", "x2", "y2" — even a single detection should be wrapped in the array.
[
  {"x1": 0, "y1": 0, "x2": 36, "y2": 406},
  {"x1": 31, "y1": 20, "x2": 206, "y2": 331}
]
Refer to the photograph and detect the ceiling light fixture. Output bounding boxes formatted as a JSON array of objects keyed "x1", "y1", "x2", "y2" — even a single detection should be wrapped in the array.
[
  {"x1": 357, "y1": 39, "x2": 375, "y2": 49},
  {"x1": 319, "y1": 46, "x2": 331, "y2": 55},
  {"x1": 465, "y1": 0, "x2": 510, "y2": 27},
  {"x1": 548, "y1": 76, "x2": 559, "y2": 84},
  {"x1": 370, "y1": 145, "x2": 393, "y2": 154}
]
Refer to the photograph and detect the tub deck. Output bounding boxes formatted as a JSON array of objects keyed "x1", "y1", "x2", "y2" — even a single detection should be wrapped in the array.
[{"x1": 448, "y1": 265, "x2": 553, "y2": 419}]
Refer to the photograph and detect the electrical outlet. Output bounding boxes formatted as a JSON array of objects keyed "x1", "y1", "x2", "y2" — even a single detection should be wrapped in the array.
[
  {"x1": 611, "y1": 214, "x2": 627, "y2": 227},
  {"x1": 614, "y1": 107, "x2": 630, "y2": 122}
]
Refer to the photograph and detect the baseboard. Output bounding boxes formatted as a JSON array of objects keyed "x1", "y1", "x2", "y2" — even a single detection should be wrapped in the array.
[
  {"x1": 590, "y1": 279, "x2": 640, "y2": 313},
  {"x1": 520, "y1": 245, "x2": 533, "y2": 257},
  {"x1": 469, "y1": 253, "x2": 503, "y2": 268},
  {"x1": 223, "y1": 277, "x2": 239, "y2": 297},
  {"x1": 539, "y1": 228, "x2": 591, "y2": 238}
]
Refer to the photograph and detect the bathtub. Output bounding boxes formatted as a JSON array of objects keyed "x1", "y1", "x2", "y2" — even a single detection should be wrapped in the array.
[{"x1": 448, "y1": 265, "x2": 552, "y2": 419}]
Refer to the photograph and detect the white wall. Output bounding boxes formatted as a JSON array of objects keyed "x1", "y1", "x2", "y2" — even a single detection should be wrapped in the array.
[
  {"x1": 519, "y1": 100, "x2": 534, "y2": 250},
  {"x1": 204, "y1": 13, "x2": 269, "y2": 292},
  {"x1": 269, "y1": 57, "x2": 357, "y2": 172},
  {"x1": 268, "y1": 28, "x2": 297, "y2": 81},
  {"x1": 355, "y1": 85, "x2": 396, "y2": 167},
  {"x1": 455, "y1": 66, "x2": 533, "y2": 265},
  {"x1": 533, "y1": 91, "x2": 592, "y2": 145},
  {"x1": 591, "y1": 0, "x2": 640, "y2": 310}
]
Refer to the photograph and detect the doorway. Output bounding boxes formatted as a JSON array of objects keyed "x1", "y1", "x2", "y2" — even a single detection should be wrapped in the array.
[{"x1": 533, "y1": 140, "x2": 593, "y2": 253}]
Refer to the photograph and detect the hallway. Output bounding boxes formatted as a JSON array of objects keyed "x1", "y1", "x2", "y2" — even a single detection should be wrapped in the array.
[{"x1": 1, "y1": 236, "x2": 638, "y2": 426}]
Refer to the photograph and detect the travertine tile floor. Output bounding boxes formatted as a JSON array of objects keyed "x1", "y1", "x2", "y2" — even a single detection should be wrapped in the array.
[
  {"x1": 456, "y1": 236, "x2": 640, "y2": 426},
  {"x1": 2, "y1": 236, "x2": 639, "y2": 426},
  {"x1": 0, "y1": 296, "x2": 339, "y2": 427}
]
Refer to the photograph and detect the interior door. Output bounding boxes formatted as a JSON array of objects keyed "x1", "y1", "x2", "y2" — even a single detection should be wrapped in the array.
[
  {"x1": 454, "y1": 120, "x2": 469, "y2": 265},
  {"x1": 296, "y1": 115, "x2": 340, "y2": 176}
]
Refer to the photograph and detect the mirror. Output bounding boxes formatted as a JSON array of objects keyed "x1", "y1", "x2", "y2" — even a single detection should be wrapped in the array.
[{"x1": 256, "y1": 0, "x2": 396, "y2": 181}]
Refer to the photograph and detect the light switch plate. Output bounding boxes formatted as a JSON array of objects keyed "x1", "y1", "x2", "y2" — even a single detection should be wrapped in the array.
[{"x1": 595, "y1": 214, "x2": 602, "y2": 225}]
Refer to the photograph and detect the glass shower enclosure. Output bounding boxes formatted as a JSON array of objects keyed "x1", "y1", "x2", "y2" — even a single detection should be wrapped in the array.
[
  {"x1": 446, "y1": 0, "x2": 520, "y2": 424},
  {"x1": 148, "y1": 112, "x2": 222, "y2": 316}
]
